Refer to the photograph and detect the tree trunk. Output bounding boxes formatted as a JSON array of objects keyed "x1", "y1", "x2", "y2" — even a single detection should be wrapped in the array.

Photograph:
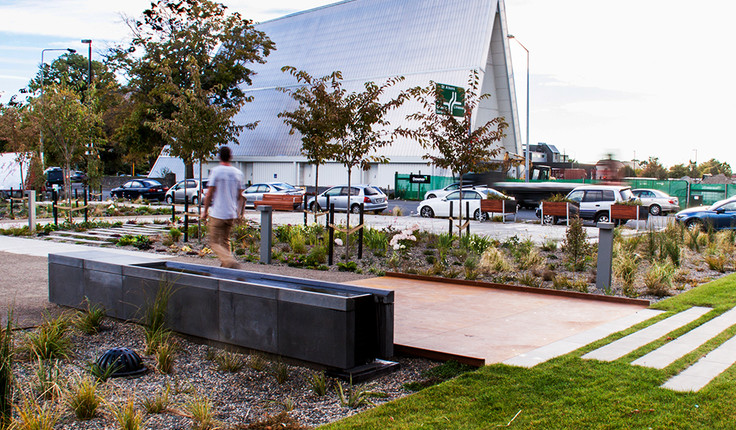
[
  {"x1": 458, "y1": 173, "x2": 464, "y2": 236},
  {"x1": 345, "y1": 166, "x2": 352, "y2": 261},
  {"x1": 314, "y1": 164, "x2": 320, "y2": 223}
]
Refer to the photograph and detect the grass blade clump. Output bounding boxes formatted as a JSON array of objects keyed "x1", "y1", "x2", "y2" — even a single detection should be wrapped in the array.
[
  {"x1": 74, "y1": 298, "x2": 106, "y2": 335},
  {"x1": 66, "y1": 374, "x2": 102, "y2": 420},
  {"x1": 0, "y1": 314, "x2": 13, "y2": 428},
  {"x1": 110, "y1": 397, "x2": 144, "y2": 430},
  {"x1": 24, "y1": 313, "x2": 73, "y2": 361}
]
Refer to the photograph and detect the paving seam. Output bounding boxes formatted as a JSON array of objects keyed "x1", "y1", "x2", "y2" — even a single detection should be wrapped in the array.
[
  {"x1": 503, "y1": 309, "x2": 663, "y2": 368},
  {"x1": 582, "y1": 307, "x2": 712, "y2": 362},
  {"x1": 662, "y1": 333, "x2": 736, "y2": 392},
  {"x1": 632, "y1": 306, "x2": 736, "y2": 369}
]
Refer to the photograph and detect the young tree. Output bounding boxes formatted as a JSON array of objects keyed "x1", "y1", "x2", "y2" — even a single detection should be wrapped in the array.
[
  {"x1": 398, "y1": 71, "x2": 508, "y2": 227},
  {"x1": 332, "y1": 76, "x2": 406, "y2": 258},
  {"x1": 110, "y1": 0, "x2": 274, "y2": 178},
  {"x1": 278, "y1": 67, "x2": 344, "y2": 218},
  {"x1": 146, "y1": 57, "x2": 246, "y2": 201},
  {"x1": 0, "y1": 103, "x2": 39, "y2": 188},
  {"x1": 31, "y1": 85, "x2": 102, "y2": 204}
]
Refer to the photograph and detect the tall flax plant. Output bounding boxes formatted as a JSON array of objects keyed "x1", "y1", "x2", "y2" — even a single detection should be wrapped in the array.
[
  {"x1": 0, "y1": 315, "x2": 13, "y2": 428},
  {"x1": 143, "y1": 279, "x2": 174, "y2": 355}
]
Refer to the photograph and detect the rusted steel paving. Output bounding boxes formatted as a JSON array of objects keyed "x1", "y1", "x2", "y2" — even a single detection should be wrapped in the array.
[{"x1": 348, "y1": 276, "x2": 650, "y2": 364}]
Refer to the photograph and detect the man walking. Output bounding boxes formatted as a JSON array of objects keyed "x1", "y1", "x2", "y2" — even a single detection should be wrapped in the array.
[{"x1": 203, "y1": 146, "x2": 245, "y2": 268}]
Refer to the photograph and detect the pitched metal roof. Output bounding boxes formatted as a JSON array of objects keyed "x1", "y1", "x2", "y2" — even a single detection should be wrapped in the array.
[{"x1": 231, "y1": 0, "x2": 520, "y2": 161}]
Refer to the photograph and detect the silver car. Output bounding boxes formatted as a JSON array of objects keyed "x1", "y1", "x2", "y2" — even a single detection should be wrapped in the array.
[
  {"x1": 165, "y1": 179, "x2": 207, "y2": 204},
  {"x1": 242, "y1": 182, "x2": 304, "y2": 208},
  {"x1": 307, "y1": 185, "x2": 388, "y2": 214},
  {"x1": 632, "y1": 189, "x2": 680, "y2": 215}
]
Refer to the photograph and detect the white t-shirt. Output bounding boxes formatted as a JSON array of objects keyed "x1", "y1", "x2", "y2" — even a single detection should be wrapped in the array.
[{"x1": 207, "y1": 164, "x2": 244, "y2": 220}]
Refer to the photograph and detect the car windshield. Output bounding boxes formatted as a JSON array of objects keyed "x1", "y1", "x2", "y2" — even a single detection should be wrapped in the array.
[
  {"x1": 710, "y1": 199, "x2": 736, "y2": 211},
  {"x1": 272, "y1": 183, "x2": 296, "y2": 191},
  {"x1": 481, "y1": 189, "x2": 506, "y2": 199},
  {"x1": 142, "y1": 180, "x2": 161, "y2": 187}
]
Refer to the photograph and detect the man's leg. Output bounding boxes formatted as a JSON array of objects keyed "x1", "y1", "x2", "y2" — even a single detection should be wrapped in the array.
[{"x1": 208, "y1": 217, "x2": 238, "y2": 268}]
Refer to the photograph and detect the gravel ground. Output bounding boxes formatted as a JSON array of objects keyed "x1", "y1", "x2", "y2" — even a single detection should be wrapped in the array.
[{"x1": 12, "y1": 318, "x2": 438, "y2": 429}]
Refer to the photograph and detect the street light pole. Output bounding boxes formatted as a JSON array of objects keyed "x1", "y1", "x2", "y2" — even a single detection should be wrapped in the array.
[
  {"x1": 508, "y1": 34, "x2": 530, "y2": 182},
  {"x1": 81, "y1": 40, "x2": 92, "y2": 95},
  {"x1": 39, "y1": 47, "x2": 76, "y2": 170}
]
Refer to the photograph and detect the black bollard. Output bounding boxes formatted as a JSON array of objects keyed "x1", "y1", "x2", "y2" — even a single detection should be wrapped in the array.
[
  {"x1": 358, "y1": 203, "x2": 364, "y2": 259},
  {"x1": 84, "y1": 186, "x2": 88, "y2": 223},
  {"x1": 9, "y1": 187, "x2": 13, "y2": 217},
  {"x1": 328, "y1": 203, "x2": 335, "y2": 266},
  {"x1": 184, "y1": 194, "x2": 189, "y2": 242},
  {"x1": 52, "y1": 190, "x2": 58, "y2": 226},
  {"x1": 303, "y1": 194, "x2": 308, "y2": 226},
  {"x1": 466, "y1": 201, "x2": 470, "y2": 237},
  {"x1": 448, "y1": 203, "x2": 453, "y2": 236},
  {"x1": 171, "y1": 191, "x2": 176, "y2": 224},
  {"x1": 325, "y1": 195, "x2": 331, "y2": 229}
]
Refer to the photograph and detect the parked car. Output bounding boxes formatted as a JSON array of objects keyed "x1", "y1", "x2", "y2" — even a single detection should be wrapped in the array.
[
  {"x1": 45, "y1": 167, "x2": 86, "y2": 187},
  {"x1": 674, "y1": 196, "x2": 736, "y2": 231},
  {"x1": 536, "y1": 184, "x2": 636, "y2": 224},
  {"x1": 165, "y1": 179, "x2": 208, "y2": 204},
  {"x1": 631, "y1": 189, "x2": 680, "y2": 215},
  {"x1": 418, "y1": 187, "x2": 511, "y2": 219},
  {"x1": 307, "y1": 185, "x2": 388, "y2": 213},
  {"x1": 423, "y1": 181, "x2": 484, "y2": 200},
  {"x1": 242, "y1": 182, "x2": 304, "y2": 208},
  {"x1": 110, "y1": 179, "x2": 168, "y2": 201}
]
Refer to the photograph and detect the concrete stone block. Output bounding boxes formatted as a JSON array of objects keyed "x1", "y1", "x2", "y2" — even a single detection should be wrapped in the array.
[
  {"x1": 48, "y1": 262, "x2": 85, "y2": 308},
  {"x1": 219, "y1": 282, "x2": 278, "y2": 353}
]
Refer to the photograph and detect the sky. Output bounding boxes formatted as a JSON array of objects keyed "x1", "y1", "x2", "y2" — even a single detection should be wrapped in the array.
[{"x1": 1, "y1": 0, "x2": 734, "y2": 168}]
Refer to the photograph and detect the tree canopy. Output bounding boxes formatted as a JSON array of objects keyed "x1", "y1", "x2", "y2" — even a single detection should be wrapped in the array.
[
  {"x1": 398, "y1": 71, "x2": 508, "y2": 224},
  {"x1": 109, "y1": 0, "x2": 274, "y2": 177}
]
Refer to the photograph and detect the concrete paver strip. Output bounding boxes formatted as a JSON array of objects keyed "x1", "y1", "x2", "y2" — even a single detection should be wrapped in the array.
[
  {"x1": 0, "y1": 235, "x2": 167, "y2": 259},
  {"x1": 662, "y1": 334, "x2": 736, "y2": 392},
  {"x1": 582, "y1": 307, "x2": 712, "y2": 362},
  {"x1": 503, "y1": 309, "x2": 663, "y2": 368},
  {"x1": 633, "y1": 307, "x2": 736, "y2": 369}
]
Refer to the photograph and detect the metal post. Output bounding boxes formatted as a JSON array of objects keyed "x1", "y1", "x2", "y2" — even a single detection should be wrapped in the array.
[
  {"x1": 303, "y1": 194, "x2": 308, "y2": 226},
  {"x1": 83, "y1": 185, "x2": 88, "y2": 223},
  {"x1": 448, "y1": 202, "x2": 453, "y2": 236},
  {"x1": 183, "y1": 194, "x2": 189, "y2": 242},
  {"x1": 171, "y1": 191, "x2": 176, "y2": 224},
  {"x1": 325, "y1": 195, "x2": 331, "y2": 229},
  {"x1": 358, "y1": 203, "x2": 364, "y2": 259},
  {"x1": 466, "y1": 201, "x2": 470, "y2": 237},
  {"x1": 26, "y1": 190, "x2": 36, "y2": 233},
  {"x1": 328, "y1": 203, "x2": 335, "y2": 266},
  {"x1": 596, "y1": 222, "x2": 615, "y2": 291},
  {"x1": 9, "y1": 187, "x2": 13, "y2": 217},
  {"x1": 52, "y1": 189, "x2": 58, "y2": 226},
  {"x1": 258, "y1": 205, "x2": 273, "y2": 264}
]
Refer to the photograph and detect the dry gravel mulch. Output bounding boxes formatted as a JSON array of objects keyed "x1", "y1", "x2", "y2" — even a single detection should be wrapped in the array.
[{"x1": 12, "y1": 319, "x2": 438, "y2": 429}]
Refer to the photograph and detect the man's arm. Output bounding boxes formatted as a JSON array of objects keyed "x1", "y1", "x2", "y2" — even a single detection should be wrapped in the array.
[{"x1": 203, "y1": 185, "x2": 216, "y2": 219}]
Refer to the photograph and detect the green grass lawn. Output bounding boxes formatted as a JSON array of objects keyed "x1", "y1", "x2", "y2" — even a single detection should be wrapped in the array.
[{"x1": 324, "y1": 274, "x2": 736, "y2": 429}]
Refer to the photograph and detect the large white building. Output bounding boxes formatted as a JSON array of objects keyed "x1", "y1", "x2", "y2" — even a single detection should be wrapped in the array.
[{"x1": 151, "y1": 0, "x2": 521, "y2": 189}]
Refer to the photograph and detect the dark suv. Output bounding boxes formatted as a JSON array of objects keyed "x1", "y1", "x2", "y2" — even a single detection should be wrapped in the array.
[{"x1": 45, "y1": 167, "x2": 87, "y2": 187}]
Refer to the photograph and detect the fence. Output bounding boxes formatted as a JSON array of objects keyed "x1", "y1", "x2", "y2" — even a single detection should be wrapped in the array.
[{"x1": 394, "y1": 173, "x2": 456, "y2": 200}]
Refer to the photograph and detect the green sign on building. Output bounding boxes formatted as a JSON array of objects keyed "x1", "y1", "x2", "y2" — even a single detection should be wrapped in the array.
[{"x1": 435, "y1": 83, "x2": 465, "y2": 117}]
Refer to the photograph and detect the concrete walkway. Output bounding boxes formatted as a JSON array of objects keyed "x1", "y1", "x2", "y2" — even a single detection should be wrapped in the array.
[
  {"x1": 582, "y1": 307, "x2": 712, "y2": 362},
  {"x1": 632, "y1": 307, "x2": 736, "y2": 369},
  {"x1": 662, "y1": 334, "x2": 736, "y2": 392}
]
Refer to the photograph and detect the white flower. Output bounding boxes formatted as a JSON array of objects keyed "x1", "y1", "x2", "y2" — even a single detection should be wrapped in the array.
[{"x1": 334, "y1": 238, "x2": 343, "y2": 246}]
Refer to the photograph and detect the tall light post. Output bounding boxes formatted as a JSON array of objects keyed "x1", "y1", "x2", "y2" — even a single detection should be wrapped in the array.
[
  {"x1": 81, "y1": 40, "x2": 92, "y2": 97},
  {"x1": 39, "y1": 47, "x2": 76, "y2": 169},
  {"x1": 507, "y1": 34, "x2": 530, "y2": 182}
]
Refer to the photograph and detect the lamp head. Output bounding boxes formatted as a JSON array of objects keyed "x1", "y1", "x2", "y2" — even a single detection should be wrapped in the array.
[
  {"x1": 81, "y1": 39, "x2": 92, "y2": 44},
  {"x1": 67, "y1": 48, "x2": 77, "y2": 53}
]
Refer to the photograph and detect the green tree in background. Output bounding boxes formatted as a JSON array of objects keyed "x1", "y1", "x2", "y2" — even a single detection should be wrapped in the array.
[
  {"x1": 109, "y1": 0, "x2": 274, "y2": 179},
  {"x1": 398, "y1": 71, "x2": 508, "y2": 228},
  {"x1": 699, "y1": 158, "x2": 732, "y2": 177},
  {"x1": 639, "y1": 156, "x2": 667, "y2": 180},
  {"x1": 31, "y1": 85, "x2": 103, "y2": 206},
  {"x1": 278, "y1": 67, "x2": 344, "y2": 218}
]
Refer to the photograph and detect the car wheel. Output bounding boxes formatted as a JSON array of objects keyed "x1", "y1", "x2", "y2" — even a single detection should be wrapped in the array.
[
  {"x1": 685, "y1": 219, "x2": 703, "y2": 232},
  {"x1": 191, "y1": 196, "x2": 198, "y2": 205},
  {"x1": 649, "y1": 204, "x2": 661, "y2": 216},
  {"x1": 420, "y1": 206, "x2": 434, "y2": 218},
  {"x1": 351, "y1": 204, "x2": 361, "y2": 214},
  {"x1": 474, "y1": 209, "x2": 489, "y2": 221},
  {"x1": 542, "y1": 214, "x2": 556, "y2": 225},
  {"x1": 373, "y1": 210, "x2": 383, "y2": 214},
  {"x1": 427, "y1": 193, "x2": 437, "y2": 199},
  {"x1": 595, "y1": 212, "x2": 610, "y2": 223},
  {"x1": 308, "y1": 202, "x2": 320, "y2": 211},
  {"x1": 165, "y1": 195, "x2": 173, "y2": 204}
]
